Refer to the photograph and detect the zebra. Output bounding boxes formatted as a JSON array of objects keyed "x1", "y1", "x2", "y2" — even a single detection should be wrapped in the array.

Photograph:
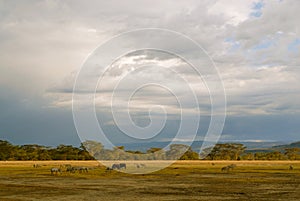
[
  {"x1": 106, "y1": 167, "x2": 113, "y2": 171},
  {"x1": 135, "y1": 163, "x2": 146, "y2": 168},
  {"x1": 112, "y1": 163, "x2": 120, "y2": 170},
  {"x1": 79, "y1": 167, "x2": 89, "y2": 173},
  {"x1": 33, "y1": 164, "x2": 41, "y2": 168},
  {"x1": 66, "y1": 166, "x2": 74, "y2": 173},
  {"x1": 65, "y1": 164, "x2": 72, "y2": 168},
  {"x1": 50, "y1": 168, "x2": 61, "y2": 175},
  {"x1": 119, "y1": 163, "x2": 126, "y2": 169},
  {"x1": 221, "y1": 164, "x2": 237, "y2": 172},
  {"x1": 221, "y1": 166, "x2": 230, "y2": 172},
  {"x1": 228, "y1": 164, "x2": 237, "y2": 169},
  {"x1": 111, "y1": 163, "x2": 126, "y2": 170},
  {"x1": 71, "y1": 166, "x2": 88, "y2": 173}
]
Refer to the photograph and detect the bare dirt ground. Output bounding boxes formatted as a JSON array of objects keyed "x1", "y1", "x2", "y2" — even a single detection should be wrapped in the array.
[{"x1": 0, "y1": 160, "x2": 299, "y2": 201}]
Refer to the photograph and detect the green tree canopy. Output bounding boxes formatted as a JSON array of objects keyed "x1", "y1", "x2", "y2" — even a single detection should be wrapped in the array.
[{"x1": 206, "y1": 143, "x2": 246, "y2": 160}]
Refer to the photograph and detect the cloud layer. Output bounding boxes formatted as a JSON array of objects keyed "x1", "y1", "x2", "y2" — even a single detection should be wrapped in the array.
[{"x1": 0, "y1": 0, "x2": 299, "y2": 145}]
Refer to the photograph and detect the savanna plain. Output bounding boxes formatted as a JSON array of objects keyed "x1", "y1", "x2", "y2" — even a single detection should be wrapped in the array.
[{"x1": 0, "y1": 161, "x2": 299, "y2": 201}]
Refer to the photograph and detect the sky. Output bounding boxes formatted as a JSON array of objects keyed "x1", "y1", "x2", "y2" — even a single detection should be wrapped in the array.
[{"x1": 0, "y1": 0, "x2": 300, "y2": 147}]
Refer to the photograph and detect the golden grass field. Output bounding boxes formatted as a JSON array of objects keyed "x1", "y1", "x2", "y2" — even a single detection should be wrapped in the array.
[{"x1": 0, "y1": 160, "x2": 300, "y2": 201}]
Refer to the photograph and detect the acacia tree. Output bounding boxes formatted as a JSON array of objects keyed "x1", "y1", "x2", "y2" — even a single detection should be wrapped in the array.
[
  {"x1": 0, "y1": 140, "x2": 16, "y2": 160},
  {"x1": 81, "y1": 140, "x2": 104, "y2": 159},
  {"x1": 165, "y1": 144, "x2": 199, "y2": 160},
  {"x1": 266, "y1": 151, "x2": 285, "y2": 160},
  {"x1": 166, "y1": 144, "x2": 190, "y2": 160},
  {"x1": 18, "y1": 144, "x2": 51, "y2": 160},
  {"x1": 52, "y1": 145, "x2": 81, "y2": 160},
  {"x1": 285, "y1": 148, "x2": 300, "y2": 160},
  {"x1": 145, "y1": 147, "x2": 166, "y2": 160},
  {"x1": 206, "y1": 143, "x2": 246, "y2": 160},
  {"x1": 179, "y1": 147, "x2": 199, "y2": 160},
  {"x1": 241, "y1": 152, "x2": 255, "y2": 160}
]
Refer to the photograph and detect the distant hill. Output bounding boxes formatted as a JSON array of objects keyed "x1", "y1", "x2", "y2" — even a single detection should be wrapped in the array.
[
  {"x1": 116, "y1": 140, "x2": 291, "y2": 153},
  {"x1": 272, "y1": 141, "x2": 300, "y2": 150},
  {"x1": 245, "y1": 141, "x2": 300, "y2": 153}
]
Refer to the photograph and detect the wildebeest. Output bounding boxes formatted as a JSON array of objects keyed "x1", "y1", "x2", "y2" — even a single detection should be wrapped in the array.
[
  {"x1": 289, "y1": 165, "x2": 294, "y2": 170},
  {"x1": 50, "y1": 168, "x2": 61, "y2": 175}
]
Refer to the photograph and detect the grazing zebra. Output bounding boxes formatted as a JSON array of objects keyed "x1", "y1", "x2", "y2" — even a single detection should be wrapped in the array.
[
  {"x1": 65, "y1": 164, "x2": 72, "y2": 168},
  {"x1": 221, "y1": 166, "x2": 229, "y2": 172},
  {"x1": 228, "y1": 164, "x2": 237, "y2": 169},
  {"x1": 135, "y1": 163, "x2": 146, "y2": 168},
  {"x1": 119, "y1": 163, "x2": 126, "y2": 169},
  {"x1": 71, "y1": 166, "x2": 88, "y2": 173},
  {"x1": 66, "y1": 166, "x2": 74, "y2": 173},
  {"x1": 50, "y1": 168, "x2": 61, "y2": 175},
  {"x1": 221, "y1": 164, "x2": 237, "y2": 172},
  {"x1": 71, "y1": 166, "x2": 81, "y2": 173},
  {"x1": 79, "y1": 167, "x2": 89, "y2": 173},
  {"x1": 111, "y1": 163, "x2": 126, "y2": 170},
  {"x1": 33, "y1": 164, "x2": 41, "y2": 168},
  {"x1": 112, "y1": 163, "x2": 120, "y2": 170}
]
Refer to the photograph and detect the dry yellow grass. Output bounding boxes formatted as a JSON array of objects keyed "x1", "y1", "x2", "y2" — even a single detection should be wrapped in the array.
[{"x1": 0, "y1": 160, "x2": 299, "y2": 200}]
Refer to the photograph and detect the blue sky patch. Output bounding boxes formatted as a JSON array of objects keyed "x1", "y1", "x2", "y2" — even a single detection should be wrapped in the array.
[
  {"x1": 250, "y1": 1, "x2": 264, "y2": 18},
  {"x1": 252, "y1": 38, "x2": 275, "y2": 50},
  {"x1": 225, "y1": 37, "x2": 241, "y2": 52},
  {"x1": 253, "y1": 1, "x2": 264, "y2": 10},
  {"x1": 288, "y1": 38, "x2": 300, "y2": 53}
]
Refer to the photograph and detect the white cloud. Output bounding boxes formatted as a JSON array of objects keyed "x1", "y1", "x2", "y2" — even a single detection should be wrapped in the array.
[{"x1": 208, "y1": 0, "x2": 255, "y2": 25}]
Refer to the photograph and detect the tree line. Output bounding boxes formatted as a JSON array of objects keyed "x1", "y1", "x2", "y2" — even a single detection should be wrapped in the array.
[
  {"x1": 203, "y1": 143, "x2": 300, "y2": 160},
  {"x1": 82, "y1": 140, "x2": 199, "y2": 160},
  {"x1": 1, "y1": 140, "x2": 300, "y2": 161},
  {"x1": 0, "y1": 140, "x2": 93, "y2": 160}
]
